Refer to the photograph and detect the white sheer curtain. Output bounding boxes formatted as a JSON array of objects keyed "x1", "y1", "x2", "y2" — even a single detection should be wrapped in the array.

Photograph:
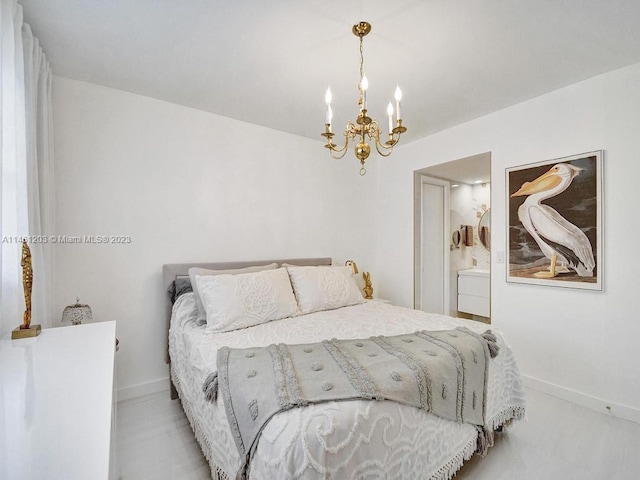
[{"x1": 0, "y1": 0, "x2": 54, "y2": 337}]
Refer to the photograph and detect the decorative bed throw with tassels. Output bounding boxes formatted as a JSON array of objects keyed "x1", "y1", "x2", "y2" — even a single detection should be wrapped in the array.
[{"x1": 203, "y1": 327, "x2": 499, "y2": 480}]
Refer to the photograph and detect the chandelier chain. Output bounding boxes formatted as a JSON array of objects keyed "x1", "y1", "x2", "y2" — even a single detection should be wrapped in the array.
[{"x1": 359, "y1": 35, "x2": 364, "y2": 89}]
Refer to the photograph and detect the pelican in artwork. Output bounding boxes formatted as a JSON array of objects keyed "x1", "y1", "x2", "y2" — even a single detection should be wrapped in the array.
[{"x1": 511, "y1": 163, "x2": 595, "y2": 278}]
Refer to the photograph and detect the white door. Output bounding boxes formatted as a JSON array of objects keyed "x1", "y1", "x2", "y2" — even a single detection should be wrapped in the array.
[{"x1": 417, "y1": 176, "x2": 450, "y2": 314}]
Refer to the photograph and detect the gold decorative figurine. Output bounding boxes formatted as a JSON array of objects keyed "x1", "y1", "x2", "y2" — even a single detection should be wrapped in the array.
[
  {"x1": 12, "y1": 240, "x2": 41, "y2": 339},
  {"x1": 22, "y1": 240, "x2": 33, "y2": 326},
  {"x1": 362, "y1": 272, "x2": 373, "y2": 300}
]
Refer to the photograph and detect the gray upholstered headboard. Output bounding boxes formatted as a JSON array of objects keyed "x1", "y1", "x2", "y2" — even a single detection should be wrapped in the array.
[{"x1": 162, "y1": 257, "x2": 333, "y2": 364}]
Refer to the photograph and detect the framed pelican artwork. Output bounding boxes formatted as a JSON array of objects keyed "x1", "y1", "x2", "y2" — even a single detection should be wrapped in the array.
[{"x1": 506, "y1": 151, "x2": 603, "y2": 290}]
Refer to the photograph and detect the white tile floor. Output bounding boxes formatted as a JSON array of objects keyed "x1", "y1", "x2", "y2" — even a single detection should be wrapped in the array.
[
  {"x1": 116, "y1": 391, "x2": 210, "y2": 480},
  {"x1": 116, "y1": 387, "x2": 640, "y2": 480}
]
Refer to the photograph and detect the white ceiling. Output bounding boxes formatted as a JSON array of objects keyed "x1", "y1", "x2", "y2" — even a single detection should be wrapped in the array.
[
  {"x1": 418, "y1": 152, "x2": 492, "y2": 185},
  {"x1": 19, "y1": 0, "x2": 640, "y2": 144}
]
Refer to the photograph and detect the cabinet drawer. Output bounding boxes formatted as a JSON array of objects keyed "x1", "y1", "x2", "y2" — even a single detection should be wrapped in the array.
[
  {"x1": 458, "y1": 293, "x2": 490, "y2": 317},
  {"x1": 458, "y1": 274, "x2": 490, "y2": 297}
]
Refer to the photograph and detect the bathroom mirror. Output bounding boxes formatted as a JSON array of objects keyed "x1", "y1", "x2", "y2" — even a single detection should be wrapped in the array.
[{"x1": 478, "y1": 209, "x2": 491, "y2": 250}]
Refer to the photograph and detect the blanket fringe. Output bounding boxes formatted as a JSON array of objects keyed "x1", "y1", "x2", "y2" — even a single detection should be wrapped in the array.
[
  {"x1": 475, "y1": 426, "x2": 495, "y2": 457},
  {"x1": 481, "y1": 330, "x2": 499, "y2": 358},
  {"x1": 203, "y1": 372, "x2": 219, "y2": 403},
  {"x1": 430, "y1": 435, "x2": 477, "y2": 480},
  {"x1": 486, "y1": 404, "x2": 527, "y2": 431},
  {"x1": 171, "y1": 369, "x2": 230, "y2": 480}
]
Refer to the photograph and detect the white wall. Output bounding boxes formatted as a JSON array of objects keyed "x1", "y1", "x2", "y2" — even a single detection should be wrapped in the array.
[
  {"x1": 375, "y1": 63, "x2": 640, "y2": 418},
  {"x1": 52, "y1": 77, "x2": 376, "y2": 397}
]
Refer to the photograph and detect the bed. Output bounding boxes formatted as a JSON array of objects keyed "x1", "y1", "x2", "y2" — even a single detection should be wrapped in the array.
[{"x1": 163, "y1": 258, "x2": 526, "y2": 480}]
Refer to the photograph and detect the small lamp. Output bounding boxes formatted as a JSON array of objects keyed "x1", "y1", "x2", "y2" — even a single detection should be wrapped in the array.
[
  {"x1": 345, "y1": 260, "x2": 359, "y2": 274},
  {"x1": 62, "y1": 298, "x2": 92, "y2": 325}
]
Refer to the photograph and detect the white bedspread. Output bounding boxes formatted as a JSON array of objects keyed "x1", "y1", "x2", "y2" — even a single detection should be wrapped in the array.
[{"x1": 169, "y1": 293, "x2": 526, "y2": 480}]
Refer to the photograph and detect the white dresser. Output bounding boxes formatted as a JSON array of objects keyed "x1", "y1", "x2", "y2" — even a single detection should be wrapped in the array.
[
  {"x1": 457, "y1": 269, "x2": 490, "y2": 318},
  {"x1": 0, "y1": 321, "x2": 116, "y2": 480}
]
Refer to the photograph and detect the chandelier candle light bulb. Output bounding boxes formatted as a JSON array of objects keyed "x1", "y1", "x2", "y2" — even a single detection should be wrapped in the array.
[
  {"x1": 325, "y1": 87, "x2": 332, "y2": 117},
  {"x1": 394, "y1": 86, "x2": 402, "y2": 120},
  {"x1": 325, "y1": 87, "x2": 333, "y2": 131},
  {"x1": 321, "y1": 21, "x2": 407, "y2": 175},
  {"x1": 360, "y1": 75, "x2": 368, "y2": 110}
]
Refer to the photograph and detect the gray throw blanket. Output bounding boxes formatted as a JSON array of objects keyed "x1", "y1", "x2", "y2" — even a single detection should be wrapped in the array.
[{"x1": 203, "y1": 327, "x2": 499, "y2": 480}]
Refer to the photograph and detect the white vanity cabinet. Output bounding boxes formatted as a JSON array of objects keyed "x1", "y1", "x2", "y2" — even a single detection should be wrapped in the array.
[{"x1": 457, "y1": 269, "x2": 490, "y2": 318}]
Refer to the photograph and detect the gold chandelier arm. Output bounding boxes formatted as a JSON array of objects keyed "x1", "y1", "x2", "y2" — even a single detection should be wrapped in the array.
[
  {"x1": 374, "y1": 137, "x2": 395, "y2": 157},
  {"x1": 367, "y1": 121, "x2": 397, "y2": 157},
  {"x1": 329, "y1": 144, "x2": 349, "y2": 159},
  {"x1": 326, "y1": 127, "x2": 351, "y2": 159},
  {"x1": 346, "y1": 121, "x2": 360, "y2": 138}
]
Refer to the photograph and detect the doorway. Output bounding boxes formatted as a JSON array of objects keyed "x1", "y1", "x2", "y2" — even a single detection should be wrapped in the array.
[{"x1": 414, "y1": 152, "x2": 492, "y2": 320}]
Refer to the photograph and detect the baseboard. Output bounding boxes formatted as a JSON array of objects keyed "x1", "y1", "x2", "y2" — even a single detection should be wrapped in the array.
[
  {"x1": 522, "y1": 375, "x2": 640, "y2": 424},
  {"x1": 117, "y1": 377, "x2": 170, "y2": 402}
]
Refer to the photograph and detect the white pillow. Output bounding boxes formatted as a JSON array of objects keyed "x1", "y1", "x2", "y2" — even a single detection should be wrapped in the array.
[
  {"x1": 286, "y1": 265, "x2": 365, "y2": 314},
  {"x1": 196, "y1": 268, "x2": 300, "y2": 333},
  {"x1": 188, "y1": 263, "x2": 278, "y2": 323}
]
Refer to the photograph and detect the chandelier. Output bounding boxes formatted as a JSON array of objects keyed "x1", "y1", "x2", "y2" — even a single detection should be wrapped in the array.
[{"x1": 322, "y1": 21, "x2": 407, "y2": 176}]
